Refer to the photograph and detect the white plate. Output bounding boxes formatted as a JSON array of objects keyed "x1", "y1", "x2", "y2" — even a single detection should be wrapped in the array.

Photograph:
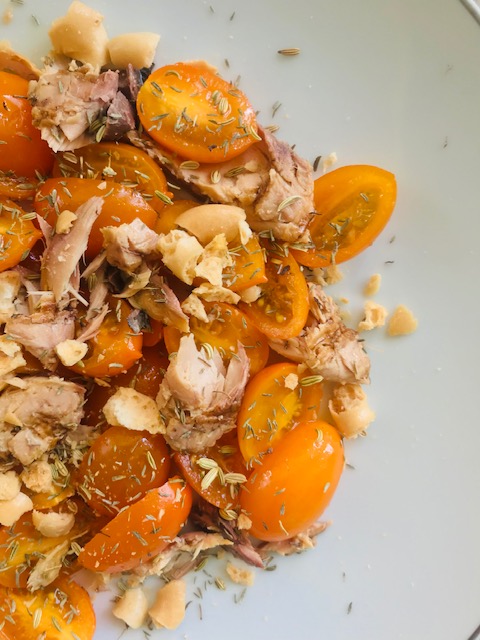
[{"x1": 2, "y1": 1, "x2": 480, "y2": 639}]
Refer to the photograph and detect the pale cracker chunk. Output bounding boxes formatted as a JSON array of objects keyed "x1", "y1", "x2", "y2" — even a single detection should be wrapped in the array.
[
  {"x1": 328, "y1": 383, "x2": 375, "y2": 439},
  {"x1": 149, "y1": 579, "x2": 186, "y2": 630},
  {"x1": 108, "y1": 32, "x2": 160, "y2": 69},
  {"x1": 363, "y1": 273, "x2": 381, "y2": 296},
  {"x1": 0, "y1": 470, "x2": 21, "y2": 501},
  {"x1": 226, "y1": 561, "x2": 255, "y2": 586},
  {"x1": 113, "y1": 587, "x2": 149, "y2": 629},
  {"x1": 387, "y1": 305, "x2": 418, "y2": 336},
  {"x1": 0, "y1": 491, "x2": 33, "y2": 526},
  {"x1": 358, "y1": 301, "x2": 388, "y2": 332},
  {"x1": 32, "y1": 510, "x2": 75, "y2": 537},
  {"x1": 103, "y1": 387, "x2": 163, "y2": 434},
  {"x1": 55, "y1": 339, "x2": 88, "y2": 367}
]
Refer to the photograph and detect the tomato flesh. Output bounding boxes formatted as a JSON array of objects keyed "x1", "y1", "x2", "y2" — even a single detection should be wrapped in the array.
[
  {"x1": 34, "y1": 178, "x2": 158, "y2": 258},
  {"x1": 174, "y1": 431, "x2": 247, "y2": 510},
  {"x1": 78, "y1": 478, "x2": 192, "y2": 573},
  {"x1": 223, "y1": 235, "x2": 267, "y2": 292},
  {"x1": 291, "y1": 165, "x2": 397, "y2": 267},
  {"x1": 239, "y1": 243, "x2": 309, "y2": 340},
  {"x1": 0, "y1": 71, "x2": 54, "y2": 198},
  {"x1": 0, "y1": 576, "x2": 95, "y2": 640},
  {"x1": 137, "y1": 62, "x2": 259, "y2": 163},
  {"x1": 240, "y1": 420, "x2": 344, "y2": 541},
  {"x1": 76, "y1": 426, "x2": 170, "y2": 516},
  {"x1": 52, "y1": 142, "x2": 172, "y2": 215},
  {"x1": 0, "y1": 199, "x2": 42, "y2": 272},
  {"x1": 237, "y1": 362, "x2": 323, "y2": 467}
]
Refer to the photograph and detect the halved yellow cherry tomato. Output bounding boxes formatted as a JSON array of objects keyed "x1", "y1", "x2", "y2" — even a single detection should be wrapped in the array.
[
  {"x1": 239, "y1": 242, "x2": 309, "y2": 340},
  {"x1": 76, "y1": 426, "x2": 170, "y2": 516},
  {"x1": 0, "y1": 576, "x2": 96, "y2": 640},
  {"x1": 0, "y1": 71, "x2": 54, "y2": 199},
  {"x1": 0, "y1": 199, "x2": 42, "y2": 272},
  {"x1": 237, "y1": 362, "x2": 323, "y2": 467},
  {"x1": 240, "y1": 420, "x2": 344, "y2": 542},
  {"x1": 70, "y1": 299, "x2": 143, "y2": 378},
  {"x1": 223, "y1": 235, "x2": 267, "y2": 291},
  {"x1": 173, "y1": 431, "x2": 247, "y2": 511},
  {"x1": 79, "y1": 477, "x2": 192, "y2": 573},
  {"x1": 291, "y1": 165, "x2": 397, "y2": 267},
  {"x1": 34, "y1": 178, "x2": 158, "y2": 259},
  {"x1": 137, "y1": 62, "x2": 259, "y2": 163},
  {"x1": 154, "y1": 198, "x2": 199, "y2": 235},
  {"x1": 52, "y1": 142, "x2": 172, "y2": 215},
  {"x1": 163, "y1": 301, "x2": 269, "y2": 377}
]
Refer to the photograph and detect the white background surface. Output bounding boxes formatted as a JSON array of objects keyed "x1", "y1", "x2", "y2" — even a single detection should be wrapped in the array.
[{"x1": 2, "y1": 1, "x2": 480, "y2": 638}]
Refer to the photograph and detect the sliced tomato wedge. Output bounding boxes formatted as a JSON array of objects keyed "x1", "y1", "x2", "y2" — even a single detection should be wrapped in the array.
[
  {"x1": 173, "y1": 431, "x2": 247, "y2": 511},
  {"x1": 137, "y1": 62, "x2": 259, "y2": 163},
  {"x1": 0, "y1": 71, "x2": 54, "y2": 199},
  {"x1": 34, "y1": 178, "x2": 158, "y2": 259},
  {"x1": 240, "y1": 420, "x2": 344, "y2": 542},
  {"x1": 76, "y1": 426, "x2": 170, "y2": 516},
  {"x1": 0, "y1": 576, "x2": 95, "y2": 640},
  {"x1": 239, "y1": 242, "x2": 309, "y2": 340},
  {"x1": 291, "y1": 165, "x2": 397, "y2": 267},
  {"x1": 52, "y1": 142, "x2": 172, "y2": 215},
  {"x1": 0, "y1": 200, "x2": 42, "y2": 272},
  {"x1": 78, "y1": 477, "x2": 192, "y2": 573},
  {"x1": 237, "y1": 362, "x2": 323, "y2": 467},
  {"x1": 70, "y1": 299, "x2": 143, "y2": 378},
  {"x1": 163, "y1": 301, "x2": 269, "y2": 377}
]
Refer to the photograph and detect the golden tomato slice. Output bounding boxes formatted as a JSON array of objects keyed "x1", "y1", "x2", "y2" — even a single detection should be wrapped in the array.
[
  {"x1": 291, "y1": 165, "x2": 397, "y2": 267},
  {"x1": 240, "y1": 420, "x2": 344, "y2": 541},
  {"x1": 0, "y1": 199, "x2": 42, "y2": 272},
  {"x1": 52, "y1": 142, "x2": 172, "y2": 215},
  {"x1": 237, "y1": 362, "x2": 323, "y2": 467},
  {"x1": 137, "y1": 62, "x2": 259, "y2": 163}
]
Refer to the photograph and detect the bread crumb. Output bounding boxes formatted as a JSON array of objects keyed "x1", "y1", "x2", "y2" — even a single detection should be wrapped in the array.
[
  {"x1": 237, "y1": 512, "x2": 252, "y2": 531},
  {"x1": 321, "y1": 152, "x2": 338, "y2": 173},
  {"x1": 0, "y1": 470, "x2": 21, "y2": 501},
  {"x1": 103, "y1": 387, "x2": 163, "y2": 434},
  {"x1": 363, "y1": 273, "x2": 381, "y2": 296},
  {"x1": 113, "y1": 587, "x2": 149, "y2": 629},
  {"x1": 387, "y1": 305, "x2": 418, "y2": 336},
  {"x1": 148, "y1": 579, "x2": 186, "y2": 630},
  {"x1": 358, "y1": 301, "x2": 388, "y2": 332},
  {"x1": 328, "y1": 383, "x2": 375, "y2": 439},
  {"x1": 55, "y1": 209, "x2": 77, "y2": 234},
  {"x1": 311, "y1": 265, "x2": 343, "y2": 286},
  {"x1": 107, "y1": 32, "x2": 160, "y2": 69},
  {"x1": 21, "y1": 459, "x2": 56, "y2": 494},
  {"x1": 0, "y1": 491, "x2": 33, "y2": 526},
  {"x1": 32, "y1": 510, "x2": 75, "y2": 537},
  {"x1": 55, "y1": 339, "x2": 88, "y2": 366},
  {"x1": 226, "y1": 561, "x2": 255, "y2": 586},
  {"x1": 284, "y1": 373, "x2": 298, "y2": 390},
  {"x1": 239, "y1": 285, "x2": 262, "y2": 303},
  {"x1": 2, "y1": 8, "x2": 13, "y2": 24}
]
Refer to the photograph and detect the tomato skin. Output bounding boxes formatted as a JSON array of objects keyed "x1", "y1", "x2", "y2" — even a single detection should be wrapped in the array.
[
  {"x1": 237, "y1": 362, "x2": 323, "y2": 466},
  {"x1": 173, "y1": 431, "x2": 247, "y2": 510},
  {"x1": 0, "y1": 199, "x2": 42, "y2": 272},
  {"x1": 76, "y1": 426, "x2": 170, "y2": 516},
  {"x1": 163, "y1": 301, "x2": 269, "y2": 377},
  {"x1": 52, "y1": 142, "x2": 172, "y2": 215},
  {"x1": 137, "y1": 62, "x2": 258, "y2": 163},
  {"x1": 240, "y1": 420, "x2": 344, "y2": 542},
  {"x1": 79, "y1": 477, "x2": 192, "y2": 573},
  {"x1": 0, "y1": 576, "x2": 95, "y2": 640},
  {"x1": 70, "y1": 299, "x2": 143, "y2": 378},
  {"x1": 223, "y1": 235, "x2": 267, "y2": 292},
  {"x1": 239, "y1": 243, "x2": 309, "y2": 340},
  {"x1": 154, "y1": 198, "x2": 199, "y2": 235},
  {"x1": 291, "y1": 165, "x2": 397, "y2": 267},
  {"x1": 34, "y1": 178, "x2": 158, "y2": 258},
  {"x1": 0, "y1": 71, "x2": 54, "y2": 198}
]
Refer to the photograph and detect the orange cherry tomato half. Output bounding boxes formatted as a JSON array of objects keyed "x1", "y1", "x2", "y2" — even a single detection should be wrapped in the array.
[
  {"x1": 79, "y1": 477, "x2": 192, "y2": 573},
  {"x1": 291, "y1": 165, "x2": 397, "y2": 268},
  {"x1": 142, "y1": 318, "x2": 164, "y2": 347},
  {"x1": 70, "y1": 299, "x2": 143, "y2": 378},
  {"x1": 76, "y1": 426, "x2": 170, "y2": 516},
  {"x1": 0, "y1": 576, "x2": 95, "y2": 640},
  {"x1": 52, "y1": 142, "x2": 172, "y2": 215},
  {"x1": 223, "y1": 235, "x2": 267, "y2": 292},
  {"x1": 34, "y1": 178, "x2": 158, "y2": 258},
  {"x1": 0, "y1": 71, "x2": 54, "y2": 199},
  {"x1": 173, "y1": 431, "x2": 248, "y2": 510},
  {"x1": 163, "y1": 301, "x2": 269, "y2": 377},
  {"x1": 239, "y1": 243, "x2": 309, "y2": 340},
  {"x1": 240, "y1": 420, "x2": 344, "y2": 542},
  {"x1": 0, "y1": 199, "x2": 42, "y2": 272},
  {"x1": 83, "y1": 346, "x2": 168, "y2": 426},
  {"x1": 137, "y1": 62, "x2": 259, "y2": 163},
  {"x1": 0, "y1": 512, "x2": 82, "y2": 588},
  {"x1": 154, "y1": 198, "x2": 199, "y2": 235},
  {"x1": 29, "y1": 482, "x2": 75, "y2": 511},
  {"x1": 237, "y1": 362, "x2": 323, "y2": 467}
]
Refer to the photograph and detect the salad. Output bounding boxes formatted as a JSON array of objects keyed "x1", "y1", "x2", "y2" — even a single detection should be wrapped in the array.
[{"x1": 0, "y1": 1, "x2": 413, "y2": 637}]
